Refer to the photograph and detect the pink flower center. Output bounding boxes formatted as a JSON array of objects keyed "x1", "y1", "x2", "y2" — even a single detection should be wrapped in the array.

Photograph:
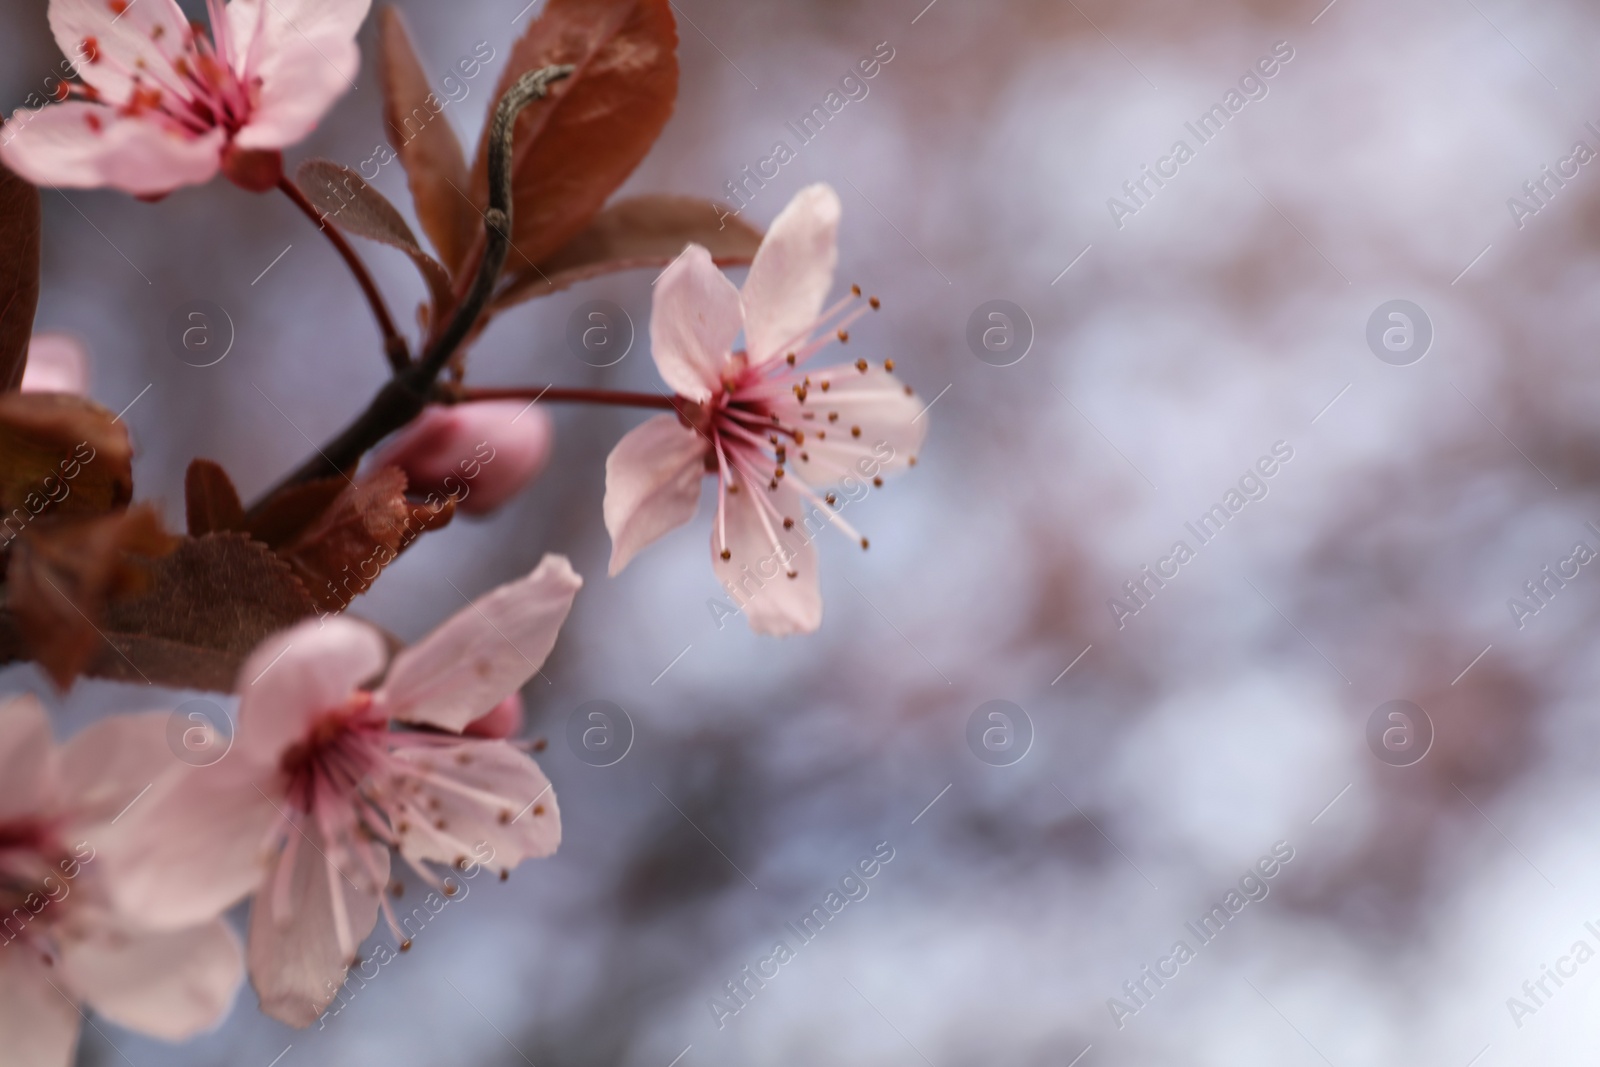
[
  {"x1": 267, "y1": 697, "x2": 527, "y2": 959},
  {"x1": 74, "y1": 0, "x2": 261, "y2": 139},
  {"x1": 699, "y1": 288, "x2": 897, "y2": 566},
  {"x1": 277, "y1": 696, "x2": 389, "y2": 818},
  {"x1": 266, "y1": 696, "x2": 415, "y2": 960},
  {"x1": 275, "y1": 696, "x2": 509, "y2": 856},
  {"x1": 0, "y1": 821, "x2": 72, "y2": 956}
]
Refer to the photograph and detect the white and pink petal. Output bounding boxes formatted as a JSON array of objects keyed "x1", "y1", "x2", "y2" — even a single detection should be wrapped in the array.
[
  {"x1": 741, "y1": 184, "x2": 841, "y2": 366},
  {"x1": 376, "y1": 555, "x2": 582, "y2": 733},
  {"x1": 0, "y1": 944, "x2": 82, "y2": 1067},
  {"x1": 227, "y1": 0, "x2": 372, "y2": 150},
  {"x1": 59, "y1": 913, "x2": 243, "y2": 1041},
  {"x1": 778, "y1": 365, "x2": 926, "y2": 486},
  {"x1": 48, "y1": 0, "x2": 193, "y2": 105},
  {"x1": 387, "y1": 740, "x2": 559, "y2": 872},
  {"x1": 0, "y1": 695, "x2": 59, "y2": 824},
  {"x1": 711, "y1": 476, "x2": 823, "y2": 636},
  {"x1": 602, "y1": 414, "x2": 708, "y2": 576},
  {"x1": 0, "y1": 103, "x2": 224, "y2": 195},
  {"x1": 462, "y1": 694, "x2": 524, "y2": 740},
  {"x1": 246, "y1": 820, "x2": 386, "y2": 1028},
  {"x1": 649, "y1": 244, "x2": 743, "y2": 403},
  {"x1": 56, "y1": 710, "x2": 172, "y2": 828},
  {"x1": 234, "y1": 617, "x2": 387, "y2": 766},
  {"x1": 98, "y1": 763, "x2": 282, "y2": 930}
]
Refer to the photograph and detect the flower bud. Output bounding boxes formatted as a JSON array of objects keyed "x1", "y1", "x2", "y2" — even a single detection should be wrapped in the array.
[
  {"x1": 374, "y1": 401, "x2": 551, "y2": 516},
  {"x1": 20, "y1": 333, "x2": 89, "y2": 394}
]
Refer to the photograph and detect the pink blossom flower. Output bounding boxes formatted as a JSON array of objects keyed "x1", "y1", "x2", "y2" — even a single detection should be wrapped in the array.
[
  {"x1": 0, "y1": 695, "x2": 243, "y2": 1067},
  {"x1": 101, "y1": 555, "x2": 582, "y2": 1027},
  {"x1": 19, "y1": 333, "x2": 89, "y2": 394},
  {"x1": 372, "y1": 401, "x2": 553, "y2": 518},
  {"x1": 0, "y1": 0, "x2": 372, "y2": 196},
  {"x1": 603, "y1": 184, "x2": 926, "y2": 635}
]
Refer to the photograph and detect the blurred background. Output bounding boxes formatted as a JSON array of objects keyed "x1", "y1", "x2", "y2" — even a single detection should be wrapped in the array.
[{"x1": 6, "y1": 0, "x2": 1600, "y2": 1062}]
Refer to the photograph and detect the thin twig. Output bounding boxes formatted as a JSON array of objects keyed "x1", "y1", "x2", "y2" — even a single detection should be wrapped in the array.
[
  {"x1": 276, "y1": 175, "x2": 409, "y2": 372},
  {"x1": 415, "y1": 65, "x2": 574, "y2": 380},
  {"x1": 454, "y1": 385, "x2": 680, "y2": 411},
  {"x1": 246, "y1": 65, "x2": 574, "y2": 516}
]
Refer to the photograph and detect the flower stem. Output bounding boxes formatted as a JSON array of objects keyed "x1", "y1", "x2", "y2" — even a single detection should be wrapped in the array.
[
  {"x1": 454, "y1": 386, "x2": 680, "y2": 411},
  {"x1": 245, "y1": 66, "x2": 575, "y2": 518},
  {"x1": 276, "y1": 175, "x2": 409, "y2": 373}
]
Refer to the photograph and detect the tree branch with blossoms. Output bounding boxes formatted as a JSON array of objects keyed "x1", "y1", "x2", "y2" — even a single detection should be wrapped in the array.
[
  {"x1": 251, "y1": 62, "x2": 574, "y2": 504},
  {"x1": 0, "y1": 0, "x2": 930, "y2": 1055}
]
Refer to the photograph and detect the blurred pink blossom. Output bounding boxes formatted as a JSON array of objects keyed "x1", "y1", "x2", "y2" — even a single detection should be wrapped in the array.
[
  {"x1": 0, "y1": 695, "x2": 243, "y2": 1067},
  {"x1": 373, "y1": 401, "x2": 553, "y2": 517},
  {"x1": 101, "y1": 556, "x2": 581, "y2": 1026},
  {"x1": 19, "y1": 333, "x2": 89, "y2": 394}
]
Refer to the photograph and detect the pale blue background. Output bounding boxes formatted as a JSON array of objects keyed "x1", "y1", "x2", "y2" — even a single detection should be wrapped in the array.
[{"x1": 4, "y1": 0, "x2": 1600, "y2": 1063}]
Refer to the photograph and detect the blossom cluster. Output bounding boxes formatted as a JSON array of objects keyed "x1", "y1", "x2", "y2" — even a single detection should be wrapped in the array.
[{"x1": 0, "y1": 0, "x2": 927, "y2": 1059}]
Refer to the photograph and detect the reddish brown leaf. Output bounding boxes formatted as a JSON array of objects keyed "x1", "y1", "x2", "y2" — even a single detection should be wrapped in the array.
[
  {"x1": 0, "y1": 161, "x2": 41, "y2": 392},
  {"x1": 0, "y1": 624, "x2": 275, "y2": 695},
  {"x1": 379, "y1": 6, "x2": 480, "y2": 275},
  {"x1": 277, "y1": 467, "x2": 455, "y2": 612},
  {"x1": 295, "y1": 159, "x2": 455, "y2": 315},
  {"x1": 0, "y1": 531, "x2": 322, "y2": 692},
  {"x1": 245, "y1": 477, "x2": 349, "y2": 550},
  {"x1": 6, "y1": 505, "x2": 175, "y2": 688},
  {"x1": 184, "y1": 458, "x2": 246, "y2": 536},
  {"x1": 0, "y1": 392, "x2": 133, "y2": 540},
  {"x1": 469, "y1": 0, "x2": 678, "y2": 270},
  {"x1": 493, "y1": 195, "x2": 761, "y2": 309},
  {"x1": 65, "y1": 634, "x2": 256, "y2": 693},
  {"x1": 96, "y1": 532, "x2": 319, "y2": 689}
]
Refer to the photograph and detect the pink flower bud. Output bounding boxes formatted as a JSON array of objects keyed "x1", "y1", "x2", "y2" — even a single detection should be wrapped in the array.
[
  {"x1": 20, "y1": 333, "x2": 89, "y2": 394},
  {"x1": 374, "y1": 401, "x2": 552, "y2": 516},
  {"x1": 463, "y1": 694, "x2": 525, "y2": 740}
]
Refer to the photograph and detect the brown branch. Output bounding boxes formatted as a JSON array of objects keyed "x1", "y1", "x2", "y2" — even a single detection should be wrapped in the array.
[
  {"x1": 245, "y1": 66, "x2": 575, "y2": 518},
  {"x1": 277, "y1": 175, "x2": 409, "y2": 372},
  {"x1": 454, "y1": 385, "x2": 681, "y2": 411}
]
